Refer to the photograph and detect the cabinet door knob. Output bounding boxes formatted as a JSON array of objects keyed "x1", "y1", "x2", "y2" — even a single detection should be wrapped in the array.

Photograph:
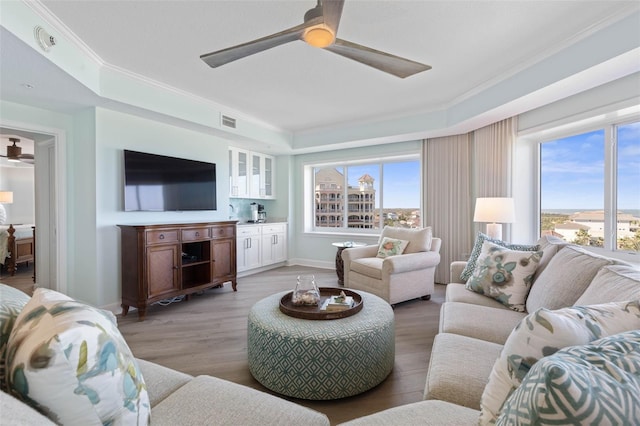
[
  {"x1": 173, "y1": 266, "x2": 179, "y2": 270},
  {"x1": 195, "y1": 232, "x2": 200, "y2": 237},
  {"x1": 159, "y1": 234, "x2": 165, "y2": 240}
]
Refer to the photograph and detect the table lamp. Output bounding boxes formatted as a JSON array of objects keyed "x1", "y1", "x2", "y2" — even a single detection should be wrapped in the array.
[
  {"x1": 0, "y1": 191, "x2": 13, "y2": 225},
  {"x1": 473, "y1": 197, "x2": 515, "y2": 241}
]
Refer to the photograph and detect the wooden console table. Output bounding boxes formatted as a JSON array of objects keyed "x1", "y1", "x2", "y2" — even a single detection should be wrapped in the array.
[{"x1": 118, "y1": 221, "x2": 237, "y2": 320}]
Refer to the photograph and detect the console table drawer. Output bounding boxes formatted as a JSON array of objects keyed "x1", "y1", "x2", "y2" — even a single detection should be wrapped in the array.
[
  {"x1": 181, "y1": 228, "x2": 211, "y2": 241},
  {"x1": 146, "y1": 230, "x2": 179, "y2": 244},
  {"x1": 211, "y1": 225, "x2": 235, "y2": 239}
]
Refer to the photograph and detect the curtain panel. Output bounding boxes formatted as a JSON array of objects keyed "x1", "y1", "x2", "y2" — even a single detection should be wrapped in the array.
[
  {"x1": 422, "y1": 117, "x2": 517, "y2": 283},
  {"x1": 422, "y1": 134, "x2": 472, "y2": 284}
]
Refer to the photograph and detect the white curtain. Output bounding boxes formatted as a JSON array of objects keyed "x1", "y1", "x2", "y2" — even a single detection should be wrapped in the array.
[
  {"x1": 423, "y1": 134, "x2": 472, "y2": 284},
  {"x1": 472, "y1": 117, "x2": 517, "y2": 241}
]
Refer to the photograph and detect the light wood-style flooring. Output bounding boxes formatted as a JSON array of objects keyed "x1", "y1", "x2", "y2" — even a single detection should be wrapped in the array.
[{"x1": 2, "y1": 265, "x2": 445, "y2": 425}]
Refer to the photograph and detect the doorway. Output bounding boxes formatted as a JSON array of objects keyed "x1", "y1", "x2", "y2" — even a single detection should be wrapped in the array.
[{"x1": 0, "y1": 123, "x2": 66, "y2": 293}]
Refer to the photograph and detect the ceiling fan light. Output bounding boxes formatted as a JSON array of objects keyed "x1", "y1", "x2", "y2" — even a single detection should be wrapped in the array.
[{"x1": 303, "y1": 24, "x2": 335, "y2": 48}]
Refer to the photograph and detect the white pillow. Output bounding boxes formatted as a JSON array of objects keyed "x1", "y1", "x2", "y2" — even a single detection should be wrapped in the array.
[
  {"x1": 479, "y1": 300, "x2": 640, "y2": 425},
  {"x1": 6, "y1": 288, "x2": 151, "y2": 426},
  {"x1": 376, "y1": 237, "x2": 409, "y2": 258},
  {"x1": 465, "y1": 241, "x2": 542, "y2": 312}
]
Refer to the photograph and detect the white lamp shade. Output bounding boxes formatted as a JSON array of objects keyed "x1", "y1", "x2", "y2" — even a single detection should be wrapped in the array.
[
  {"x1": 0, "y1": 191, "x2": 13, "y2": 204},
  {"x1": 473, "y1": 197, "x2": 516, "y2": 224}
]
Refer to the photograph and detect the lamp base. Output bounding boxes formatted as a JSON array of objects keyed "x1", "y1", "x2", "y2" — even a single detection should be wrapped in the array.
[
  {"x1": 0, "y1": 203, "x2": 6, "y2": 225},
  {"x1": 486, "y1": 223, "x2": 502, "y2": 241}
]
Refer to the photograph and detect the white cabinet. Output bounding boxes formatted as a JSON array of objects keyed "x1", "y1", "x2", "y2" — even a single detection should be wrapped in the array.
[
  {"x1": 237, "y1": 223, "x2": 287, "y2": 273},
  {"x1": 236, "y1": 225, "x2": 261, "y2": 272},
  {"x1": 261, "y1": 224, "x2": 287, "y2": 265},
  {"x1": 229, "y1": 148, "x2": 250, "y2": 198},
  {"x1": 230, "y1": 147, "x2": 275, "y2": 199}
]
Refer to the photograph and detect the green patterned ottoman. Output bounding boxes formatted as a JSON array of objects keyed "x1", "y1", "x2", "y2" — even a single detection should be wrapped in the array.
[{"x1": 248, "y1": 290, "x2": 395, "y2": 400}]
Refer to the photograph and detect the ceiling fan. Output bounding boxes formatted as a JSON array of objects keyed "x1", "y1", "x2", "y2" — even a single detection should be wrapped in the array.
[
  {"x1": 1, "y1": 138, "x2": 35, "y2": 164},
  {"x1": 200, "y1": 0, "x2": 431, "y2": 78}
]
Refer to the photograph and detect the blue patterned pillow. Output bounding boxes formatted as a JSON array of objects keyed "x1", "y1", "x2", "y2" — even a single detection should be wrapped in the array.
[
  {"x1": 6, "y1": 288, "x2": 150, "y2": 425},
  {"x1": 461, "y1": 232, "x2": 539, "y2": 281},
  {"x1": 496, "y1": 330, "x2": 640, "y2": 425},
  {"x1": 465, "y1": 241, "x2": 542, "y2": 312},
  {"x1": 0, "y1": 284, "x2": 30, "y2": 393}
]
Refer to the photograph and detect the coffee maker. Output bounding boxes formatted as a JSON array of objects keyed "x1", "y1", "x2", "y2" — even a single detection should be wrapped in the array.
[
  {"x1": 249, "y1": 203, "x2": 267, "y2": 223},
  {"x1": 257, "y1": 204, "x2": 267, "y2": 223}
]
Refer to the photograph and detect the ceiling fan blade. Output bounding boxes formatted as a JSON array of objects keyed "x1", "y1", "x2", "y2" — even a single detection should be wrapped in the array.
[
  {"x1": 326, "y1": 38, "x2": 431, "y2": 78},
  {"x1": 321, "y1": 0, "x2": 345, "y2": 34},
  {"x1": 200, "y1": 18, "x2": 322, "y2": 68}
]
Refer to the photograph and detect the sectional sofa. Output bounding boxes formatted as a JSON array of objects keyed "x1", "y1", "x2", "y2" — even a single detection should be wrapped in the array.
[{"x1": 344, "y1": 234, "x2": 640, "y2": 424}]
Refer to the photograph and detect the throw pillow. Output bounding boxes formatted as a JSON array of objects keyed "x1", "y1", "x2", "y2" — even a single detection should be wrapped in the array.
[
  {"x1": 0, "y1": 284, "x2": 31, "y2": 393},
  {"x1": 465, "y1": 241, "x2": 542, "y2": 312},
  {"x1": 479, "y1": 300, "x2": 640, "y2": 425},
  {"x1": 496, "y1": 330, "x2": 640, "y2": 425},
  {"x1": 6, "y1": 288, "x2": 150, "y2": 426},
  {"x1": 525, "y1": 245, "x2": 617, "y2": 313},
  {"x1": 376, "y1": 237, "x2": 409, "y2": 258},
  {"x1": 460, "y1": 232, "x2": 539, "y2": 281}
]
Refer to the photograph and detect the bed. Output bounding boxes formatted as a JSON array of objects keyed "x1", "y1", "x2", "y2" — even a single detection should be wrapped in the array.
[{"x1": 0, "y1": 224, "x2": 35, "y2": 280}]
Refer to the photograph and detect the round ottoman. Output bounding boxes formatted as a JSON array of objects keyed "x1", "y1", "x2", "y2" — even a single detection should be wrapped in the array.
[{"x1": 247, "y1": 290, "x2": 395, "y2": 400}]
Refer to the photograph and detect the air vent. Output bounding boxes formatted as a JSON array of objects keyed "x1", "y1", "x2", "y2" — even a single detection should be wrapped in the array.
[{"x1": 221, "y1": 114, "x2": 237, "y2": 129}]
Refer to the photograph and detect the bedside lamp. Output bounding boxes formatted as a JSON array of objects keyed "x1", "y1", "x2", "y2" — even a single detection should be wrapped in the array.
[
  {"x1": 473, "y1": 197, "x2": 515, "y2": 241},
  {"x1": 0, "y1": 191, "x2": 13, "y2": 225}
]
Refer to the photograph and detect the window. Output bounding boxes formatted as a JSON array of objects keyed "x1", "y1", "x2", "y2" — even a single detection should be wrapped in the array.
[
  {"x1": 540, "y1": 120, "x2": 639, "y2": 253},
  {"x1": 310, "y1": 158, "x2": 421, "y2": 232}
]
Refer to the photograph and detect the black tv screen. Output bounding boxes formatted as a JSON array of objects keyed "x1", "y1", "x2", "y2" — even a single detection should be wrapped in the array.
[{"x1": 124, "y1": 150, "x2": 217, "y2": 211}]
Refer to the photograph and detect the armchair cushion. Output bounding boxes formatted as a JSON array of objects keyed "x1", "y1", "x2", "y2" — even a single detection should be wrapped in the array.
[
  {"x1": 376, "y1": 237, "x2": 409, "y2": 258},
  {"x1": 379, "y1": 226, "x2": 432, "y2": 254}
]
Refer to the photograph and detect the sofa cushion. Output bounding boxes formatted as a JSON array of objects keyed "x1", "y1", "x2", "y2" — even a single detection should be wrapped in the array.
[
  {"x1": 465, "y1": 241, "x2": 542, "y2": 312},
  {"x1": 575, "y1": 264, "x2": 640, "y2": 305},
  {"x1": 445, "y1": 283, "x2": 510, "y2": 309},
  {"x1": 151, "y1": 375, "x2": 330, "y2": 425},
  {"x1": 496, "y1": 330, "x2": 640, "y2": 425},
  {"x1": 525, "y1": 245, "x2": 617, "y2": 313},
  {"x1": 424, "y1": 332, "x2": 503, "y2": 410},
  {"x1": 1, "y1": 390, "x2": 57, "y2": 425},
  {"x1": 480, "y1": 301, "x2": 640, "y2": 425},
  {"x1": 6, "y1": 288, "x2": 150, "y2": 426},
  {"x1": 0, "y1": 284, "x2": 30, "y2": 393},
  {"x1": 439, "y1": 302, "x2": 525, "y2": 344},
  {"x1": 532, "y1": 234, "x2": 569, "y2": 280},
  {"x1": 460, "y1": 232, "x2": 539, "y2": 281},
  {"x1": 337, "y1": 400, "x2": 480, "y2": 426},
  {"x1": 135, "y1": 358, "x2": 192, "y2": 408},
  {"x1": 376, "y1": 237, "x2": 409, "y2": 258},
  {"x1": 379, "y1": 226, "x2": 432, "y2": 254}
]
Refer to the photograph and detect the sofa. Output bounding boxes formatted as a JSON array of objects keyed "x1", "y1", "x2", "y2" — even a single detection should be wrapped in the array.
[
  {"x1": 0, "y1": 284, "x2": 330, "y2": 426},
  {"x1": 343, "y1": 234, "x2": 640, "y2": 425}
]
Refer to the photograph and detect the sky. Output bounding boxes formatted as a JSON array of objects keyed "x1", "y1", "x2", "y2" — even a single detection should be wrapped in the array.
[
  {"x1": 346, "y1": 161, "x2": 420, "y2": 209},
  {"x1": 541, "y1": 121, "x2": 640, "y2": 211}
]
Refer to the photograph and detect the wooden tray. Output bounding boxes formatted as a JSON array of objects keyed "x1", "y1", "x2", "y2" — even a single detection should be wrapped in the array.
[{"x1": 279, "y1": 287, "x2": 363, "y2": 320}]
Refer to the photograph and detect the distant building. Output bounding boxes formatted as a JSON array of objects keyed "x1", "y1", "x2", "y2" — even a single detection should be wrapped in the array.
[
  {"x1": 314, "y1": 169, "x2": 375, "y2": 228},
  {"x1": 554, "y1": 210, "x2": 639, "y2": 242}
]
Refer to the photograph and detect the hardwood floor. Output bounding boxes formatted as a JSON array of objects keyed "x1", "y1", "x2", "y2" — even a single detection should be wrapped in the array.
[
  {"x1": 117, "y1": 266, "x2": 446, "y2": 425},
  {"x1": 0, "y1": 263, "x2": 36, "y2": 296}
]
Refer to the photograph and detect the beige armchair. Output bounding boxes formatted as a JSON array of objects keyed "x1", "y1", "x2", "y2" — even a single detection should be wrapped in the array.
[{"x1": 342, "y1": 226, "x2": 441, "y2": 305}]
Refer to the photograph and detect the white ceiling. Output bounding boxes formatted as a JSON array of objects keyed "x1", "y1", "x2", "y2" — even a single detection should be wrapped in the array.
[{"x1": 1, "y1": 1, "x2": 639, "y2": 145}]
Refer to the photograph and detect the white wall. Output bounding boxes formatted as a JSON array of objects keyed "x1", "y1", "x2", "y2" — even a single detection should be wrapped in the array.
[
  {"x1": 0, "y1": 165, "x2": 35, "y2": 224},
  {"x1": 94, "y1": 108, "x2": 233, "y2": 308}
]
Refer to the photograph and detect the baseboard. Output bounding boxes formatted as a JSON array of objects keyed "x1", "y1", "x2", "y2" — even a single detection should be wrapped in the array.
[{"x1": 286, "y1": 258, "x2": 334, "y2": 270}]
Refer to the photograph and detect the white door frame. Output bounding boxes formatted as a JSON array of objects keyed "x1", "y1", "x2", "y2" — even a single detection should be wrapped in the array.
[{"x1": 0, "y1": 119, "x2": 67, "y2": 293}]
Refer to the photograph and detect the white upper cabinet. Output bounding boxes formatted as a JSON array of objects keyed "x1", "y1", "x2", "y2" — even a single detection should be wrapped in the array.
[{"x1": 230, "y1": 147, "x2": 275, "y2": 199}]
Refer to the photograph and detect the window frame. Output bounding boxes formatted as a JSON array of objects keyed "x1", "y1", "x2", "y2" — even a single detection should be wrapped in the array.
[
  {"x1": 536, "y1": 113, "x2": 640, "y2": 260},
  {"x1": 304, "y1": 154, "x2": 422, "y2": 236}
]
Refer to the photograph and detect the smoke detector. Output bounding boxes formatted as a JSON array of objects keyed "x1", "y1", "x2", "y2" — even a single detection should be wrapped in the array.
[{"x1": 34, "y1": 26, "x2": 56, "y2": 52}]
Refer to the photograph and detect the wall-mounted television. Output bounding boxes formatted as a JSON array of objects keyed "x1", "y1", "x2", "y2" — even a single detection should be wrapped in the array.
[{"x1": 124, "y1": 150, "x2": 217, "y2": 211}]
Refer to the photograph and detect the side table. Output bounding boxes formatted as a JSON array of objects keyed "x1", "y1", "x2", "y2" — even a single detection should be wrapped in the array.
[{"x1": 332, "y1": 241, "x2": 367, "y2": 285}]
